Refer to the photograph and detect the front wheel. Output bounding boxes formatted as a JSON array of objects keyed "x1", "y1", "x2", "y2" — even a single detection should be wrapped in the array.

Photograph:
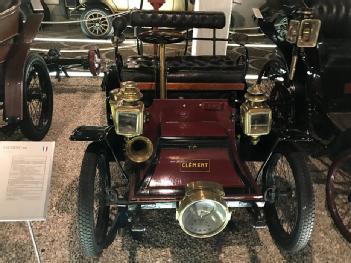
[
  {"x1": 80, "y1": 7, "x2": 113, "y2": 39},
  {"x1": 263, "y1": 143, "x2": 315, "y2": 252},
  {"x1": 77, "y1": 143, "x2": 120, "y2": 257},
  {"x1": 20, "y1": 53, "x2": 53, "y2": 140}
]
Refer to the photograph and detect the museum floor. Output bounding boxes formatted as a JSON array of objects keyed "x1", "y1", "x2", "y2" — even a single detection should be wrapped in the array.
[{"x1": 1, "y1": 25, "x2": 351, "y2": 263}]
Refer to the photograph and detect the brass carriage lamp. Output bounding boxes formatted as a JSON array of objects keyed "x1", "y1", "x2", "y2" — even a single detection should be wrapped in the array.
[
  {"x1": 109, "y1": 81, "x2": 144, "y2": 137},
  {"x1": 240, "y1": 84, "x2": 272, "y2": 145}
]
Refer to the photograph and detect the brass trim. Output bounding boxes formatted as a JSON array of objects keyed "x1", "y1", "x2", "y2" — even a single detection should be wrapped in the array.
[
  {"x1": 159, "y1": 43, "x2": 167, "y2": 99},
  {"x1": 177, "y1": 181, "x2": 231, "y2": 238},
  {"x1": 126, "y1": 136, "x2": 153, "y2": 163}
]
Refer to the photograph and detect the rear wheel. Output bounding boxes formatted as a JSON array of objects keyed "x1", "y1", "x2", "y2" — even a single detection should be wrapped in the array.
[
  {"x1": 78, "y1": 144, "x2": 120, "y2": 257},
  {"x1": 20, "y1": 53, "x2": 53, "y2": 140},
  {"x1": 263, "y1": 144, "x2": 315, "y2": 252},
  {"x1": 80, "y1": 7, "x2": 113, "y2": 39},
  {"x1": 326, "y1": 150, "x2": 351, "y2": 242}
]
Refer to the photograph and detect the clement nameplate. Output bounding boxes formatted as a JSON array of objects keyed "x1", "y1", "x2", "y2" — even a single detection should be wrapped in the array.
[{"x1": 0, "y1": 142, "x2": 55, "y2": 222}]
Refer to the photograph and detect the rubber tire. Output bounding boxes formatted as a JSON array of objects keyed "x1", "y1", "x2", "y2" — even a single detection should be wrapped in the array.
[
  {"x1": 20, "y1": 53, "x2": 53, "y2": 141},
  {"x1": 80, "y1": 7, "x2": 113, "y2": 39},
  {"x1": 326, "y1": 150, "x2": 351, "y2": 242},
  {"x1": 78, "y1": 144, "x2": 111, "y2": 257},
  {"x1": 263, "y1": 145, "x2": 315, "y2": 252}
]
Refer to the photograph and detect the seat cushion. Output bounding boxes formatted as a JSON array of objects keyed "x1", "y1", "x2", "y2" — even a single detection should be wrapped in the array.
[
  {"x1": 319, "y1": 39, "x2": 351, "y2": 69},
  {"x1": 123, "y1": 56, "x2": 157, "y2": 82},
  {"x1": 167, "y1": 56, "x2": 245, "y2": 83},
  {"x1": 121, "y1": 55, "x2": 245, "y2": 84}
]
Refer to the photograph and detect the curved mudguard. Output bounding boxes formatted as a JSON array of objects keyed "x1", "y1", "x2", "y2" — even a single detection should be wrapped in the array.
[
  {"x1": 70, "y1": 126, "x2": 109, "y2": 141},
  {"x1": 4, "y1": 13, "x2": 43, "y2": 122}
]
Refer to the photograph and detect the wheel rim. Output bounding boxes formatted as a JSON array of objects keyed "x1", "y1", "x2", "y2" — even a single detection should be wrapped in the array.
[
  {"x1": 85, "y1": 11, "x2": 110, "y2": 37},
  {"x1": 327, "y1": 151, "x2": 351, "y2": 242},
  {"x1": 266, "y1": 153, "x2": 298, "y2": 234},
  {"x1": 93, "y1": 155, "x2": 111, "y2": 246},
  {"x1": 26, "y1": 64, "x2": 50, "y2": 130},
  {"x1": 93, "y1": 154, "x2": 122, "y2": 248}
]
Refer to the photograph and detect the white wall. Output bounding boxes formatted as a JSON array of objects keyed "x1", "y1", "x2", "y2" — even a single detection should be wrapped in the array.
[{"x1": 191, "y1": 0, "x2": 233, "y2": 56}]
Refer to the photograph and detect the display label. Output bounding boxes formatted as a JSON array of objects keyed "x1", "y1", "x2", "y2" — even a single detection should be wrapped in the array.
[{"x1": 0, "y1": 141, "x2": 55, "y2": 222}]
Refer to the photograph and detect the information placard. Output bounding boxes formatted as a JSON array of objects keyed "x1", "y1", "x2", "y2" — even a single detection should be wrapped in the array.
[{"x1": 0, "y1": 142, "x2": 55, "y2": 222}]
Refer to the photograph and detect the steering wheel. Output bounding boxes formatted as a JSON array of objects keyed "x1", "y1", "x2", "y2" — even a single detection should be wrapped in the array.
[{"x1": 138, "y1": 30, "x2": 185, "y2": 44}]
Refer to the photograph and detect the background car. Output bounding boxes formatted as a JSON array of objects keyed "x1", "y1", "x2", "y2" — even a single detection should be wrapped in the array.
[{"x1": 79, "y1": 0, "x2": 194, "y2": 38}]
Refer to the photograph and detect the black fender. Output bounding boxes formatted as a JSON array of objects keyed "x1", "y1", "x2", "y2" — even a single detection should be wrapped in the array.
[
  {"x1": 70, "y1": 125, "x2": 125, "y2": 161},
  {"x1": 4, "y1": 13, "x2": 43, "y2": 122}
]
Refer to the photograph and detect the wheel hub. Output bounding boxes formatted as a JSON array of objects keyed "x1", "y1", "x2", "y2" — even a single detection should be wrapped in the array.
[{"x1": 264, "y1": 187, "x2": 276, "y2": 203}]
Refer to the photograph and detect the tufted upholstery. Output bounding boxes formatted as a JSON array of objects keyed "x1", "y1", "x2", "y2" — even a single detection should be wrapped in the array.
[
  {"x1": 122, "y1": 56, "x2": 245, "y2": 84},
  {"x1": 130, "y1": 10, "x2": 226, "y2": 29},
  {"x1": 312, "y1": 0, "x2": 351, "y2": 38}
]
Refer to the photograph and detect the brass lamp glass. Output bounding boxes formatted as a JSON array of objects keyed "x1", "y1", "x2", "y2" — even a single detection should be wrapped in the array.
[
  {"x1": 109, "y1": 81, "x2": 144, "y2": 137},
  {"x1": 240, "y1": 84, "x2": 272, "y2": 144}
]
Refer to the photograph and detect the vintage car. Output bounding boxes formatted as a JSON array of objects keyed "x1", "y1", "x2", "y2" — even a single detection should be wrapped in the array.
[
  {"x1": 0, "y1": 0, "x2": 53, "y2": 140},
  {"x1": 78, "y1": 0, "x2": 194, "y2": 38},
  {"x1": 70, "y1": 10, "x2": 315, "y2": 257},
  {"x1": 257, "y1": 0, "x2": 351, "y2": 242}
]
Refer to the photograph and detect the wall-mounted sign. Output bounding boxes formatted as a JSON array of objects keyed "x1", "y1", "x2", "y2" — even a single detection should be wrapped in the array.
[{"x1": 0, "y1": 141, "x2": 55, "y2": 222}]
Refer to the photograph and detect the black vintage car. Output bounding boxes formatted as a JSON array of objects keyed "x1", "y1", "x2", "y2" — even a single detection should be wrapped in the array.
[
  {"x1": 257, "y1": 0, "x2": 351, "y2": 242},
  {"x1": 258, "y1": 0, "x2": 351, "y2": 153}
]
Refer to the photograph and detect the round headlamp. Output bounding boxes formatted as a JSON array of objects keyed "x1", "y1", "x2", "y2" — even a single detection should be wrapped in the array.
[{"x1": 177, "y1": 181, "x2": 231, "y2": 238}]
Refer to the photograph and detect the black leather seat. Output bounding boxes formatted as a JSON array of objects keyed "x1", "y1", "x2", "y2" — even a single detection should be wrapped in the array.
[
  {"x1": 122, "y1": 55, "x2": 246, "y2": 84},
  {"x1": 312, "y1": 0, "x2": 351, "y2": 38},
  {"x1": 312, "y1": 1, "x2": 351, "y2": 74},
  {"x1": 310, "y1": 1, "x2": 351, "y2": 108},
  {"x1": 117, "y1": 10, "x2": 246, "y2": 89}
]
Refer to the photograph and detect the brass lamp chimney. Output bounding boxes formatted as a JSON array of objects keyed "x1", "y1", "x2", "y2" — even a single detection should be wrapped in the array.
[{"x1": 240, "y1": 84, "x2": 272, "y2": 145}]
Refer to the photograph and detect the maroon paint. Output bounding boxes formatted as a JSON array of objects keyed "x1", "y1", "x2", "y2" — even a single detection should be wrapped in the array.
[{"x1": 129, "y1": 99, "x2": 262, "y2": 201}]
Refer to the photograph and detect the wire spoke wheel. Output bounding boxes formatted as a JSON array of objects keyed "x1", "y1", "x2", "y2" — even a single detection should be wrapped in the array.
[
  {"x1": 269, "y1": 154, "x2": 298, "y2": 234},
  {"x1": 20, "y1": 53, "x2": 53, "y2": 140},
  {"x1": 326, "y1": 150, "x2": 351, "y2": 242},
  {"x1": 78, "y1": 144, "x2": 121, "y2": 257},
  {"x1": 81, "y1": 7, "x2": 112, "y2": 39},
  {"x1": 263, "y1": 144, "x2": 315, "y2": 252}
]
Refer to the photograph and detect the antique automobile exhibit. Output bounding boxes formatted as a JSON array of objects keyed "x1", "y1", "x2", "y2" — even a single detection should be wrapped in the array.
[
  {"x1": 0, "y1": 0, "x2": 53, "y2": 140},
  {"x1": 70, "y1": 10, "x2": 316, "y2": 257}
]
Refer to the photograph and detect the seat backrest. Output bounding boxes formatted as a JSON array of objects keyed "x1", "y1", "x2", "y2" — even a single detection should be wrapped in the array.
[
  {"x1": 312, "y1": 0, "x2": 351, "y2": 38},
  {"x1": 130, "y1": 10, "x2": 226, "y2": 29}
]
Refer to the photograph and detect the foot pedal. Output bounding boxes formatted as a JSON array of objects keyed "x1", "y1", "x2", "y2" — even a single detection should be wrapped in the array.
[{"x1": 131, "y1": 225, "x2": 146, "y2": 233}]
